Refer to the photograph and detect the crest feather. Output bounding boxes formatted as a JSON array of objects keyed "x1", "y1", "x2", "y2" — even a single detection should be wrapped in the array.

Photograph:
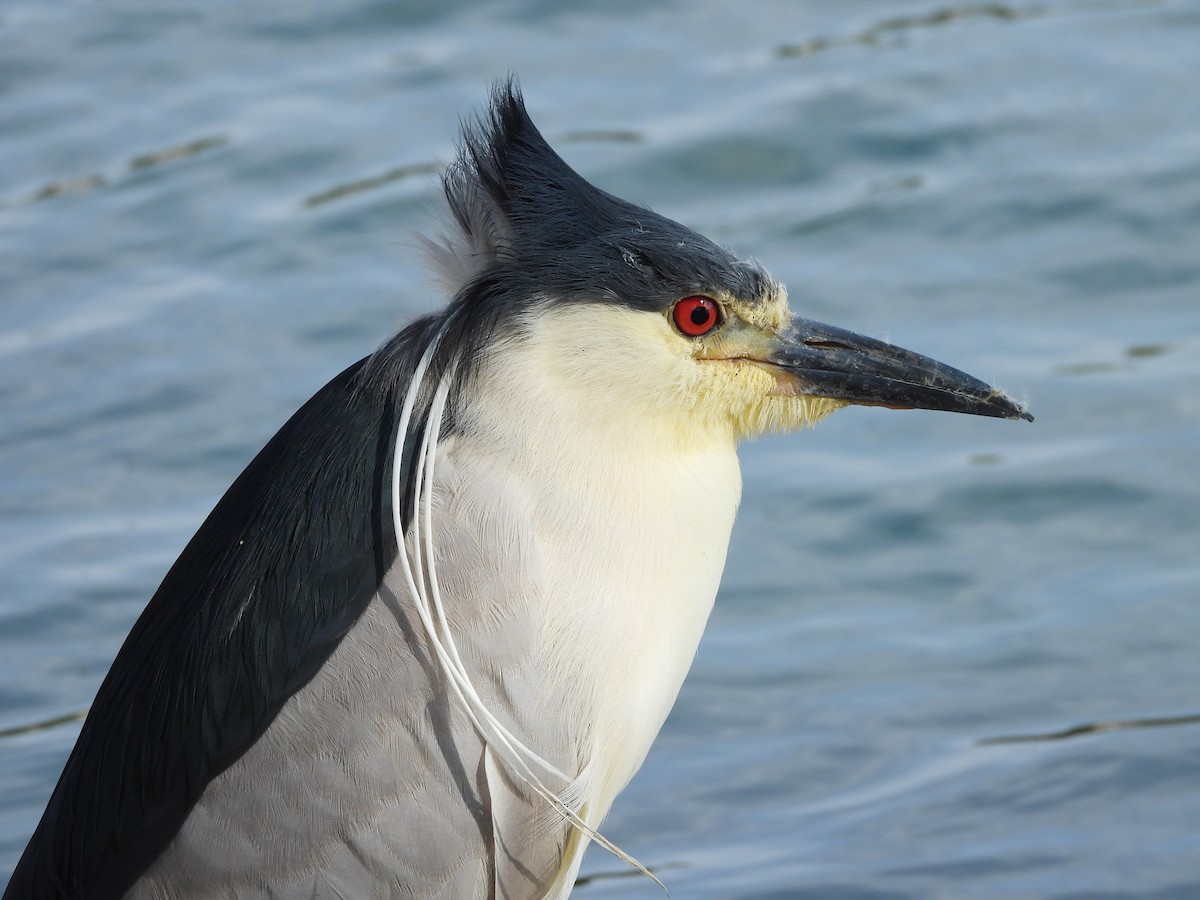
[{"x1": 424, "y1": 79, "x2": 583, "y2": 297}]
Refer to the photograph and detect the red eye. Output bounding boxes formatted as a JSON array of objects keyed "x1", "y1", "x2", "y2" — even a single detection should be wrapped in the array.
[{"x1": 672, "y1": 296, "x2": 721, "y2": 337}]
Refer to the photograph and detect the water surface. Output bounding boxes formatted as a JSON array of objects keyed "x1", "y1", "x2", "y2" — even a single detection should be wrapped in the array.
[{"x1": 3, "y1": 1, "x2": 1199, "y2": 896}]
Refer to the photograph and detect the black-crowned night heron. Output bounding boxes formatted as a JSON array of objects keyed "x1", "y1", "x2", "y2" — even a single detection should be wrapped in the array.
[{"x1": 4, "y1": 82, "x2": 1030, "y2": 900}]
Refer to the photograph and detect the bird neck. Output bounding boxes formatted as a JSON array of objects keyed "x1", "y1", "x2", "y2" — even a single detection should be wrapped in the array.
[{"x1": 447, "y1": 316, "x2": 744, "y2": 810}]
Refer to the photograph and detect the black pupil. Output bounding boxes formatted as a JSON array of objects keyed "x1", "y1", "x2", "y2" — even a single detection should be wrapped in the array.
[{"x1": 689, "y1": 304, "x2": 711, "y2": 327}]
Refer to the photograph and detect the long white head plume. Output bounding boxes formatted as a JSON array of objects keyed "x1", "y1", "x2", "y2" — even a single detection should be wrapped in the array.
[{"x1": 387, "y1": 324, "x2": 663, "y2": 889}]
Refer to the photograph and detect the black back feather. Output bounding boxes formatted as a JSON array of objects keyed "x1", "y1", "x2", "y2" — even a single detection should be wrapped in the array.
[{"x1": 3, "y1": 355, "x2": 410, "y2": 898}]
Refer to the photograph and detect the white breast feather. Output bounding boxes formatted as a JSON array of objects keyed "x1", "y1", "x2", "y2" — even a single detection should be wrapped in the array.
[{"x1": 448, "y1": 303, "x2": 743, "y2": 887}]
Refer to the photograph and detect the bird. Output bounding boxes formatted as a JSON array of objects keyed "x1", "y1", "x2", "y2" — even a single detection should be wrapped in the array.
[{"x1": 4, "y1": 80, "x2": 1030, "y2": 900}]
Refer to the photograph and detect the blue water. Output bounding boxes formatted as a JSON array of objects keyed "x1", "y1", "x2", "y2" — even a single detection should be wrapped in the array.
[{"x1": 3, "y1": 1, "x2": 1200, "y2": 896}]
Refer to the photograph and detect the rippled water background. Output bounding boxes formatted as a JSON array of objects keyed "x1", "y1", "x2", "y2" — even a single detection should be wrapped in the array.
[{"x1": 3, "y1": 1, "x2": 1199, "y2": 896}]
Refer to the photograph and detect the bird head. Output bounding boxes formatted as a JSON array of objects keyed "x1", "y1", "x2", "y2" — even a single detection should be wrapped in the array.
[{"x1": 412, "y1": 81, "x2": 1030, "y2": 447}]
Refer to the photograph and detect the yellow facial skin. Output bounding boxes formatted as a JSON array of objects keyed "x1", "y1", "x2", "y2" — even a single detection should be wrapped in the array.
[{"x1": 678, "y1": 292, "x2": 849, "y2": 440}]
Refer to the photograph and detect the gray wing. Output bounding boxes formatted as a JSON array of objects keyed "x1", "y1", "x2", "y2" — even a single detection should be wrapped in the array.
[{"x1": 126, "y1": 437, "x2": 585, "y2": 899}]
